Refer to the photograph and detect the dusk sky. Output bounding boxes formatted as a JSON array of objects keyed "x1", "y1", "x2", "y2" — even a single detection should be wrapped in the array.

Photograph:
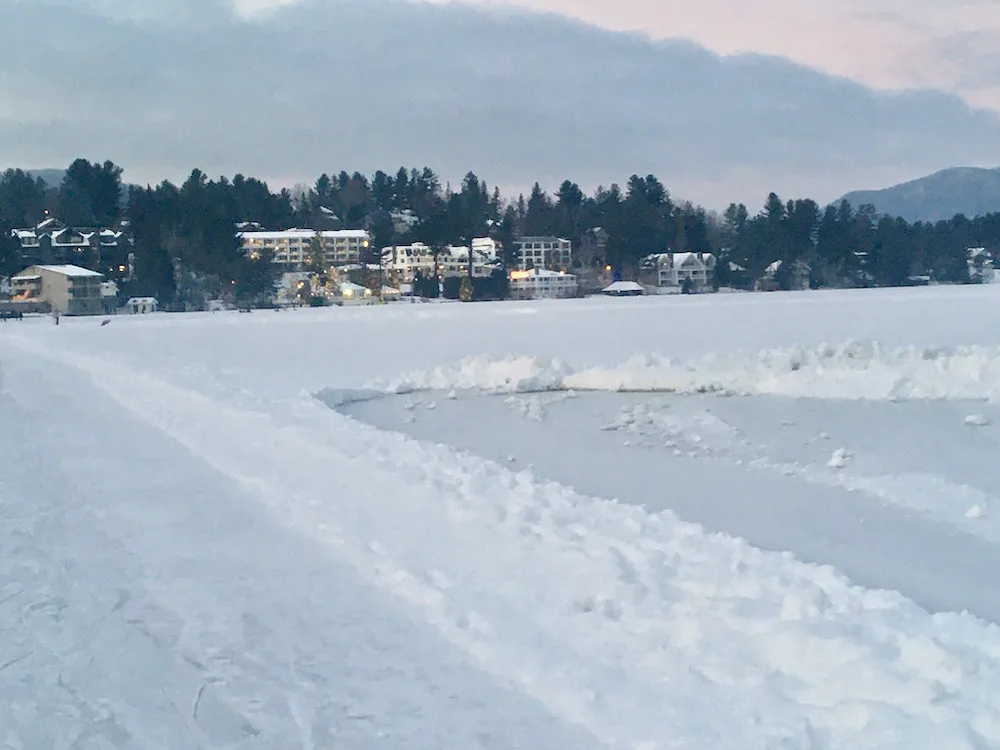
[{"x1": 4, "y1": 0, "x2": 1000, "y2": 208}]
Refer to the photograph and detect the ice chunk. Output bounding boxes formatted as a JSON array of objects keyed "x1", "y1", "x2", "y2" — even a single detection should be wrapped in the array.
[{"x1": 827, "y1": 448, "x2": 850, "y2": 469}]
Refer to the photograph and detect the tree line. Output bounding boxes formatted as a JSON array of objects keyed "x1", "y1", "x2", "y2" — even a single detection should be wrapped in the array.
[{"x1": 2, "y1": 159, "x2": 997, "y2": 306}]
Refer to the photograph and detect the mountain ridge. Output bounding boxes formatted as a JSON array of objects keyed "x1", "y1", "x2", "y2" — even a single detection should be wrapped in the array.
[{"x1": 840, "y1": 166, "x2": 1000, "y2": 222}]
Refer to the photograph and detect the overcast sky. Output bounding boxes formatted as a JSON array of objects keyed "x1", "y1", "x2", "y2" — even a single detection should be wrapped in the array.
[{"x1": 3, "y1": 0, "x2": 999, "y2": 209}]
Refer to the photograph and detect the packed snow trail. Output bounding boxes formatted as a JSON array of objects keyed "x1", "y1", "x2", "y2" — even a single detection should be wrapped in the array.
[
  {"x1": 0, "y1": 356, "x2": 601, "y2": 749},
  {"x1": 4, "y1": 330, "x2": 1000, "y2": 748}
]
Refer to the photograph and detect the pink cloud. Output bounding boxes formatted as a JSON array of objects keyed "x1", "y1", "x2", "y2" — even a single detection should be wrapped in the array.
[{"x1": 422, "y1": 0, "x2": 1000, "y2": 110}]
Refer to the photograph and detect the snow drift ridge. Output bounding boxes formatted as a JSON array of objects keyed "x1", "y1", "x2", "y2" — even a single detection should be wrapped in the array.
[{"x1": 370, "y1": 341, "x2": 1000, "y2": 402}]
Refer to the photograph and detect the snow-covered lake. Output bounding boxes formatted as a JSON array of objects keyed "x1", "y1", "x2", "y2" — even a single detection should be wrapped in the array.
[{"x1": 4, "y1": 286, "x2": 1000, "y2": 748}]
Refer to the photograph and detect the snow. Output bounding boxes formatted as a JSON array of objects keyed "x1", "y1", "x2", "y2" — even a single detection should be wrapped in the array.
[
  {"x1": 236, "y1": 229, "x2": 370, "y2": 240},
  {"x1": 34, "y1": 264, "x2": 104, "y2": 277},
  {"x1": 5, "y1": 286, "x2": 1000, "y2": 747},
  {"x1": 601, "y1": 280, "x2": 645, "y2": 294},
  {"x1": 374, "y1": 340, "x2": 1000, "y2": 402},
  {"x1": 827, "y1": 447, "x2": 850, "y2": 469}
]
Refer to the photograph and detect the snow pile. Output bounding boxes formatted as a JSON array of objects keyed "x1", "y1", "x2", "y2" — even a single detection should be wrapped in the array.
[
  {"x1": 374, "y1": 355, "x2": 569, "y2": 394},
  {"x1": 505, "y1": 395, "x2": 546, "y2": 421},
  {"x1": 601, "y1": 402, "x2": 743, "y2": 457},
  {"x1": 374, "y1": 341, "x2": 1000, "y2": 402},
  {"x1": 827, "y1": 447, "x2": 851, "y2": 469}
]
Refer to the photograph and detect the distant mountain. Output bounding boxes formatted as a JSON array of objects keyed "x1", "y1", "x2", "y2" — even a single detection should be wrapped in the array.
[
  {"x1": 840, "y1": 167, "x2": 1000, "y2": 222},
  {"x1": 26, "y1": 169, "x2": 66, "y2": 188}
]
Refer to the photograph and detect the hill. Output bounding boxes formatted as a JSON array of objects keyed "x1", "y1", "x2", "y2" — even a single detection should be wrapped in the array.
[
  {"x1": 26, "y1": 169, "x2": 66, "y2": 188},
  {"x1": 841, "y1": 167, "x2": 1000, "y2": 222}
]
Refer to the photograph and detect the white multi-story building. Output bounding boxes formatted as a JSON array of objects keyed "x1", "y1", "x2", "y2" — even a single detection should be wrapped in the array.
[
  {"x1": 642, "y1": 252, "x2": 716, "y2": 292},
  {"x1": 380, "y1": 238, "x2": 501, "y2": 283},
  {"x1": 508, "y1": 268, "x2": 578, "y2": 300},
  {"x1": 514, "y1": 236, "x2": 572, "y2": 272},
  {"x1": 437, "y1": 243, "x2": 500, "y2": 278},
  {"x1": 380, "y1": 243, "x2": 436, "y2": 284},
  {"x1": 238, "y1": 229, "x2": 372, "y2": 269}
]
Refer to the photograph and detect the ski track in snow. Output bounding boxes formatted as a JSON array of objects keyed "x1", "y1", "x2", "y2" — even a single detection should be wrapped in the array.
[{"x1": 4, "y1": 327, "x2": 1000, "y2": 748}]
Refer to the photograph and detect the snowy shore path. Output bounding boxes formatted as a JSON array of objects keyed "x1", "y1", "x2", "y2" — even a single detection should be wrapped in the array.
[{"x1": 0, "y1": 355, "x2": 600, "y2": 749}]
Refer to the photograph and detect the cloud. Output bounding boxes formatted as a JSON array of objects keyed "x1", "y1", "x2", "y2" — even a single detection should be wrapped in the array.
[
  {"x1": 1, "y1": 0, "x2": 999, "y2": 208},
  {"x1": 416, "y1": 0, "x2": 1000, "y2": 112}
]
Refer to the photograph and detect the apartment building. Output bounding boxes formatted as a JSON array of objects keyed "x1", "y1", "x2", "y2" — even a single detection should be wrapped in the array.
[
  {"x1": 508, "y1": 268, "x2": 578, "y2": 300},
  {"x1": 11, "y1": 216, "x2": 132, "y2": 280},
  {"x1": 11, "y1": 264, "x2": 105, "y2": 315},
  {"x1": 513, "y1": 236, "x2": 572, "y2": 272},
  {"x1": 238, "y1": 229, "x2": 372, "y2": 269}
]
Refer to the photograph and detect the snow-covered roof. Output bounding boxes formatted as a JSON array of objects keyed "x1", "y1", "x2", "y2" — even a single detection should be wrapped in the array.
[
  {"x1": 35, "y1": 264, "x2": 104, "y2": 278},
  {"x1": 12, "y1": 274, "x2": 40, "y2": 281},
  {"x1": 602, "y1": 281, "x2": 644, "y2": 293},
  {"x1": 238, "y1": 229, "x2": 370, "y2": 240},
  {"x1": 126, "y1": 297, "x2": 158, "y2": 304},
  {"x1": 511, "y1": 268, "x2": 575, "y2": 279},
  {"x1": 515, "y1": 236, "x2": 571, "y2": 245},
  {"x1": 643, "y1": 252, "x2": 715, "y2": 268},
  {"x1": 381, "y1": 243, "x2": 433, "y2": 259},
  {"x1": 441, "y1": 246, "x2": 470, "y2": 260},
  {"x1": 337, "y1": 282, "x2": 370, "y2": 293}
]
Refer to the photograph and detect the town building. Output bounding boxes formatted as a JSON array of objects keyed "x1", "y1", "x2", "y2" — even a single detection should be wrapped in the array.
[
  {"x1": 755, "y1": 259, "x2": 810, "y2": 291},
  {"x1": 334, "y1": 281, "x2": 375, "y2": 306},
  {"x1": 238, "y1": 229, "x2": 372, "y2": 269},
  {"x1": 390, "y1": 209, "x2": 419, "y2": 236},
  {"x1": 125, "y1": 297, "x2": 159, "y2": 314},
  {"x1": 601, "y1": 280, "x2": 645, "y2": 296},
  {"x1": 641, "y1": 252, "x2": 717, "y2": 292},
  {"x1": 380, "y1": 239, "x2": 501, "y2": 284},
  {"x1": 508, "y1": 268, "x2": 578, "y2": 300},
  {"x1": 436, "y1": 243, "x2": 500, "y2": 278},
  {"x1": 10, "y1": 264, "x2": 105, "y2": 315},
  {"x1": 11, "y1": 216, "x2": 132, "y2": 280},
  {"x1": 100, "y1": 280, "x2": 119, "y2": 313},
  {"x1": 380, "y1": 243, "x2": 436, "y2": 285},
  {"x1": 513, "y1": 236, "x2": 572, "y2": 272}
]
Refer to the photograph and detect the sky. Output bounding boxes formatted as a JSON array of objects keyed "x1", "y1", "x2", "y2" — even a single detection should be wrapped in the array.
[
  {"x1": 2, "y1": 0, "x2": 1000, "y2": 209},
  {"x1": 408, "y1": 0, "x2": 1000, "y2": 111}
]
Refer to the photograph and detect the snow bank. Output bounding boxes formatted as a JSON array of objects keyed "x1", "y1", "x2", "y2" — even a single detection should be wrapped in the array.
[{"x1": 372, "y1": 340, "x2": 1000, "y2": 402}]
